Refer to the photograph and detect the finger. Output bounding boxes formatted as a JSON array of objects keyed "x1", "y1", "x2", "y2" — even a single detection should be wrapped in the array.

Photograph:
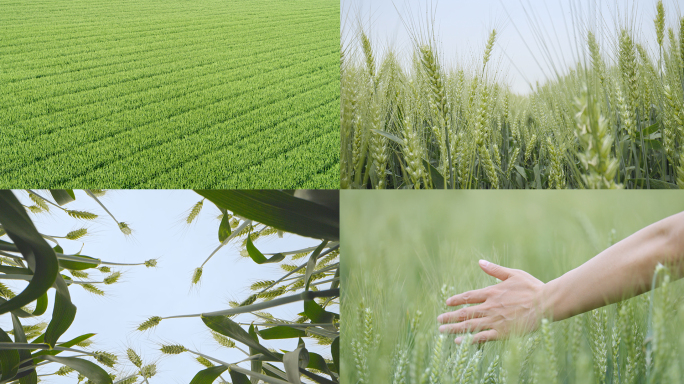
[
  {"x1": 437, "y1": 307, "x2": 487, "y2": 324},
  {"x1": 438, "y1": 319, "x2": 488, "y2": 334},
  {"x1": 455, "y1": 329, "x2": 499, "y2": 345},
  {"x1": 445, "y1": 288, "x2": 488, "y2": 307},
  {"x1": 479, "y1": 259, "x2": 513, "y2": 281}
]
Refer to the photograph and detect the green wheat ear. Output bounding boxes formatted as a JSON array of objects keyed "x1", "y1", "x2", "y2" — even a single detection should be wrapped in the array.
[
  {"x1": 92, "y1": 351, "x2": 117, "y2": 368},
  {"x1": 67, "y1": 210, "x2": 98, "y2": 220},
  {"x1": 191, "y1": 267, "x2": 203, "y2": 285},
  {"x1": 137, "y1": 316, "x2": 162, "y2": 331},
  {"x1": 66, "y1": 228, "x2": 88, "y2": 240},
  {"x1": 118, "y1": 222, "x2": 132, "y2": 235},
  {"x1": 186, "y1": 199, "x2": 204, "y2": 224},
  {"x1": 103, "y1": 271, "x2": 121, "y2": 285},
  {"x1": 160, "y1": 344, "x2": 187, "y2": 355},
  {"x1": 126, "y1": 348, "x2": 142, "y2": 368}
]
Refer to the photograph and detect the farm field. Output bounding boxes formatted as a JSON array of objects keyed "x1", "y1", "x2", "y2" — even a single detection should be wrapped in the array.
[
  {"x1": 341, "y1": 191, "x2": 684, "y2": 383},
  {"x1": 341, "y1": 0, "x2": 684, "y2": 189},
  {"x1": 0, "y1": 0, "x2": 339, "y2": 188}
]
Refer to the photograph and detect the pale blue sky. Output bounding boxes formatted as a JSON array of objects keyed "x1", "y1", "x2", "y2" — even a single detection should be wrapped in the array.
[
  {"x1": 342, "y1": 0, "x2": 681, "y2": 94},
  {"x1": 2, "y1": 190, "x2": 329, "y2": 383}
]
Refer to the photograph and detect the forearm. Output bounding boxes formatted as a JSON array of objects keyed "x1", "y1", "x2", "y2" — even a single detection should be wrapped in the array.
[{"x1": 542, "y1": 211, "x2": 684, "y2": 321}]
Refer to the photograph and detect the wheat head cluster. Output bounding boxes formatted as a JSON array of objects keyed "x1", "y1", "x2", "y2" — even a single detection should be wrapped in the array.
[
  {"x1": 348, "y1": 266, "x2": 683, "y2": 384},
  {"x1": 341, "y1": 1, "x2": 684, "y2": 189}
]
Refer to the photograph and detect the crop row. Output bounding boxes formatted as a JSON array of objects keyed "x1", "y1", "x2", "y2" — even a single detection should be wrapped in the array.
[
  {"x1": 0, "y1": 55, "x2": 337, "y2": 175},
  {"x1": 1, "y1": 39, "x2": 334, "y2": 118},
  {"x1": 0, "y1": 18, "x2": 336, "y2": 85},
  {"x1": 1, "y1": 80, "x2": 339, "y2": 187},
  {"x1": 0, "y1": 12, "x2": 333, "y2": 66}
]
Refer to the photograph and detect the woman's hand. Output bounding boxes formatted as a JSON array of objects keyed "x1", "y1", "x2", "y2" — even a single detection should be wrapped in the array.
[{"x1": 438, "y1": 260, "x2": 546, "y2": 344}]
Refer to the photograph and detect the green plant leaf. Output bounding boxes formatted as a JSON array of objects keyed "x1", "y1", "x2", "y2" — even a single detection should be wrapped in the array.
[
  {"x1": 33, "y1": 333, "x2": 95, "y2": 358},
  {"x1": 190, "y1": 365, "x2": 229, "y2": 384},
  {"x1": 633, "y1": 179, "x2": 679, "y2": 189},
  {"x1": 44, "y1": 275, "x2": 77, "y2": 348},
  {"x1": 246, "y1": 236, "x2": 285, "y2": 264},
  {"x1": 0, "y1": 327, "x2": 19, "y2": 380},
  {"x1": 12, "y1": 314, "x2": 36, "y2": 384},
  {"x1": 230, "y1": 364, "x2": 292, "y2": 384},
  {"x1": 330, "y1": 337, "x2": 339, "y2": 373},
  {"x1": 304, "y1": 241, "x2": 328, "y2": 291},
  {"x1": 229, "y1": 368, "x2": 252, "y2": 384},
  {"x1": 49, "y1": 190, "x2": 75, "y2": 206},
  {"x1": 371, "y1": 129, "x2": 405, "y2": 146},
  {"x1": 258, "y1": 326, "x2": 306, "y2": 340},
  {"x1": 201, "y1": 316, "x2": 277, "y2": 360},
  {"x1": 31, "y1": 293, "x2": 47, "y2": 317},
  {"x1": 56, "y1": 255, "x2": 101, "y2": 270},
  {"x1": 249, "y1": 325, "x2": 262, "y2": 384},
  {"x1": 422, "y1": 159, "x2": 444, "y2": 189},
  {"x1": 40, "y1": 355, "x2": 112, "y2": 384},
  {"x1": 218, "y1": 213, "x2": 231, "y2": 243},
  {"x1": 195, "y1": 190, "x2": 339, "y2": 241},
  {"x1": 0, "y1": 191, "x2": 59, "y2": 316},
  {"x1": 304, "y1": 300, "x2": 337, "y2": 323},
  {"x1": 307, "y1": 352, "x2": 336, "y2": 379},
  {"x1": 283, "y1": 345, "x2": 309, "y2": 384}
]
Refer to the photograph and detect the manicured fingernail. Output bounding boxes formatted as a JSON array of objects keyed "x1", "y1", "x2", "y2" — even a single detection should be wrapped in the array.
[
  {"x1": 454, "y1": 337, "x2": 462, "y2": 344},
  {"x1": 479, "y1": 259, "x2": 489, "y2": 268}
]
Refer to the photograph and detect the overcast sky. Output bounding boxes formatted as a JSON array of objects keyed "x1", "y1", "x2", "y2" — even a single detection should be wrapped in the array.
[
  {"x1": 342, "y1": 0, "x2": 681, "y2": 94},
  {"x1": 1, "y1": 190, "x2": 326, "y2": 383}
]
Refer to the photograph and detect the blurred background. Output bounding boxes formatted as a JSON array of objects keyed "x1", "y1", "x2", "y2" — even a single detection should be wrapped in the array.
[{"x1": 341, "y1": 191, "x2": 684, "y2": 382}]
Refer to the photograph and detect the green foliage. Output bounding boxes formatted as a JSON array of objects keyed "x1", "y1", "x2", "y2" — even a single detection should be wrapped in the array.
[
  {"x1": 342, "y1": 1, "x2": 684, "y2": 189},
  {"x1": 0, "y1": 190, "x2": 152, "y2": 382},
  {"x1": 342, "y1": 192, "x2": 684, "y2": 383},
  {"x1": 144, "y1": 190, "x2": 340, "y2": 384},
  {"x1": 0, "y1": 0, "x2": 339, "y2": 189}
]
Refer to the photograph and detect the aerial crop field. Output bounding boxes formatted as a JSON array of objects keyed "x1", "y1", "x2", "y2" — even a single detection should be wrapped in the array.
[
  {"x1": 0, "y1": 0, "x2": 339, "y2": 188},
  {"x1": 341, "y1": 1, "x2": 684, "y2": 189},
  {"x1": 341, "y1": 191, "x2": 684, "y2": 383}
]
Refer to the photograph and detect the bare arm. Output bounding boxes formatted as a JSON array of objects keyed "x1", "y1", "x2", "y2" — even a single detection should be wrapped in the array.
[{"x1": 438, "y1": 211, "x2": 684, "y2": 344}]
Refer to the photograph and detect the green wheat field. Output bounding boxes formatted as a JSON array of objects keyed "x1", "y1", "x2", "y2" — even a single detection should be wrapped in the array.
[
  {"x1": 341, "y1": 1, "x2": 684, "y2": 189},
  {"x1": 341, "y1": 191, "x2": 684, "y2": 383},
  {"x1": 0, "y1": 0, "x2": 339, "y2": 188}
]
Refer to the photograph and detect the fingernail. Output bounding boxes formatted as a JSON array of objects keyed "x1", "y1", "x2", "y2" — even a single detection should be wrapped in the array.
[
  {"x1": 454, "y1": 337, "x2": 462, "y2": 344},
  {"x1": 437, "y1": 315, "x2": 443, "y2": 323},
  {"x1": 479, "y1": 259, "x2": 489, "y2": 268}
]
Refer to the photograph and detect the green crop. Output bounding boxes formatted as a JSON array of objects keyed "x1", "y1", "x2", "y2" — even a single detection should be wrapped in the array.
[
  {"x1": 341, "y1": 1, "x2": 684, "y2": 189},
  {"x1": 342, "y1": 191, "x2": 684, "y2": 383},
  {"x1": 0, "y1": 0, "x2": 339, "y2": 189}
]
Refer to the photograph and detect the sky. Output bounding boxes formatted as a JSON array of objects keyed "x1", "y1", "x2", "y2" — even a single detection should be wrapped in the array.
[
  {"x1": 342, "y1": 0, "x2": 681, "y2": 94},
  {"x1": 0, "y1": 190, "x2": 330, "y2": 384}
]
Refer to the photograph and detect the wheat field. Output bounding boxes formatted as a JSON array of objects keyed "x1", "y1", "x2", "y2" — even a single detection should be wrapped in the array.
[
  {"x1": 0, "y1": 0, "x2": 339, "y2": 188},
  {"x1": 341, "y1": 1, "x2": 684, "y2": 189},
  {"x1": 341, "y1": 191, "x2": 684, "y2": 383}
]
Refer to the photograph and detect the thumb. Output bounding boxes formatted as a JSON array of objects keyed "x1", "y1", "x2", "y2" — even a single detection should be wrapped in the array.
[{"x1": 479, "y1": 260, "x2": 512, "y2": 281}]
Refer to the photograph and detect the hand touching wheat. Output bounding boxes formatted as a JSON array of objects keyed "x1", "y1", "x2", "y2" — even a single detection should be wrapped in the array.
[
  {"x1": 439, "y1": 211, "x2": 684, "y2": 344},
  {"x1": 437, "y1": 260, "x2": 546, "y2": 344}
]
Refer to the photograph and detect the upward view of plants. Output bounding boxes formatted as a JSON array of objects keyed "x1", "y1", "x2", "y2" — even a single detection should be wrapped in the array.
[
  {"x1": 137, "y1": 190, "x2": 340, "y2": 384},
  {"x1": 341, "y1": 0, "x2": 684, "y2": 189},
  {"x1": 0, "y1": 189, "x2": 339, "y2": 384},
  {"x1": 0, "y1": 190, "x2": 155, "y2": 383},
  {"x1": 0, "y1": 0, "x2": 339, "y2": 189}
]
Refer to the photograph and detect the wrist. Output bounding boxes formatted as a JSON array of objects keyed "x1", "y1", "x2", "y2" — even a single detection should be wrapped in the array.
[{"x1": 538, "y1": 278, "x2": 563, "y2": 321}]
